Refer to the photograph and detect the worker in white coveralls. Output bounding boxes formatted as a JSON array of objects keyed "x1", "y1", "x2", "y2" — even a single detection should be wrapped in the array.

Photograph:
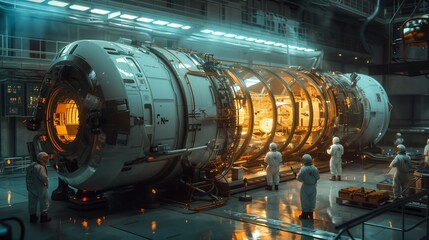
[
  {"x1": 26, "y1": 151, "x2": 51, "y2": 223},
  {"x1": 389, "y1": 144, "x2": 412, "y2": 199},
  {"x1": 423, "y1": 138, "x2": 429, "y2": 167},
  {"x1": 394, "y1": 132, "x2": 404, "y2": 146},
  {"x1": 297, "y1": 154, "x2": 320, "y2": 220},
  {"x1": 327, "y1": 136, "x2": 344, "y2": 181},
  {"x1": 264, "y1": 143, "x2": 283, "y2": 191}
]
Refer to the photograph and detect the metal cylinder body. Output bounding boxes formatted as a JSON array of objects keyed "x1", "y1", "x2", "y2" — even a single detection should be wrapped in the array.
[{"x1": 31, "y1": 40, "x2": 390, "y2": 190}]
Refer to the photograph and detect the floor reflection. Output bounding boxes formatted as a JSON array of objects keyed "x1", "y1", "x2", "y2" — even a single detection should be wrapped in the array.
[{"x1": 0, "y1": 159, "x2": 427, "y2": 239}]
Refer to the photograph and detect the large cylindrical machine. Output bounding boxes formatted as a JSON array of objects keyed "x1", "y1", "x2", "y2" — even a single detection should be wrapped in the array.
[{"x1": 29, "y1": 40, "x2": 391, "y2": 191}]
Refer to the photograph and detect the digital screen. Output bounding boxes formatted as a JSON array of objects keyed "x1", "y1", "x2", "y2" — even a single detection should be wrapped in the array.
[
  {"x1": 3, "y1": 82, "x2": 25, "y2": 116},
  {"x1": 2, "y1": 82, "x2": 41, "y2": 117},
  {"x1": 26, "y1": 82, "x2": 41, "y2": 116}
]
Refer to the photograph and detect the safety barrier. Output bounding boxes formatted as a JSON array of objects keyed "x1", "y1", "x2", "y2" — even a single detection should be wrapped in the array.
[
  {"x1": 0, "y1": 156, "x2": 32, "y2": 176},
  {"x1": 334, "y1": 188, "x2": 429, "y2": 239}
]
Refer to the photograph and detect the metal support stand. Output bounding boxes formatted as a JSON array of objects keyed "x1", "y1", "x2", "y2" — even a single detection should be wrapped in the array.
[{"x1": 239, "y1": 178, "x2": 252, "y2": 202}]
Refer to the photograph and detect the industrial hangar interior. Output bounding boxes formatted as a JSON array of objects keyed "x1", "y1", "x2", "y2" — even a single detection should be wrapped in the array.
[{"x1": 1, "y1": 0, "x2": 429, "y2": 239}]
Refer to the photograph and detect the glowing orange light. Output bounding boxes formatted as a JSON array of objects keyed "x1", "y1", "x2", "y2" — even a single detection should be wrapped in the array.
[
  {"x1": 293, "y1": 209, "x2": 301, "y2": 219},
  {"x1": 151, "y1": 221, "x2": 157, "y2": 232},
  {"x1": 245, "y1": 204, "x2": 251, "y2": 212},
  {"x1": 233, "y1": 230, "x2": 246, "y2": 240},
  {"x1": 151, "y1": 188, "x2": 157, "y2": 195},
  {"x1": 6, "y1": 160, "x2": 11, "y2": 165},
  {"x1": 51, "y1": 98, "x2": 79, "y2": 144},
  {"x1": 96, "y1": 218, "x2": 102, "y2": 226},
  {"x1": 82, "y1": 219, "x2": 89, "y2": 230},
  {"x1": 82, "y1": 197, "x2": 88, "y2": 202},
  {"x1": 40, "y1": 135, "x2": 48, "y2": 142}
]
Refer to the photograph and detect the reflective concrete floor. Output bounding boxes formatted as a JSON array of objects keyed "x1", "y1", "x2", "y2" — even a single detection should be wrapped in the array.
[{"x1": 1, "y1": 159, "x2": 428, "y2": 240}]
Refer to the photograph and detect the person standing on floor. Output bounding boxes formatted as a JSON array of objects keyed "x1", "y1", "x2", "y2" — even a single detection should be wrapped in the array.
[
  {"x1": 264, "y1": 143, "x2": 283, "y2": 191},
  {"x1": 327, "y1": 136, "x2": 344, "y2": 181},
  {"x1": 297, "y1": 154, "x2": 320, "y2": 220},
  {"x1": 423, "y1": 138, "x2": 429, "y2": 167},
  {"x1": 394, "y1": 132, "x2": 404, "y2": 146},
  {"x1": 26, "y1": 151, "x2": 52, "y2": 223},
  {"x1": 389, "y1": 144, "x2": 412, "y2": 199}
]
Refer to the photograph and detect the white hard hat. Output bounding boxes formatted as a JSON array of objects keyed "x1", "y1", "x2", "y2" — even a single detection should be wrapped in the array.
[
  {"x1": 396, "y1": 133, "x2": 402, "y2": 137},
  {"x1": 269, "y1": 143, "x2": 277, "y2": 150},
  {"x1": 302, "y1": 154, "x2": 312, "y2": 164},
  {"x1": 37, "y1": 152, "x2": 49, "y2": 161},
  {"x1": 333, "y1": 137, "x2": 340, "y2": 144}
]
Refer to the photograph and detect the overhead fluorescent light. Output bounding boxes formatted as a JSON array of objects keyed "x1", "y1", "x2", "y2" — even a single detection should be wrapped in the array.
[
  {"x1": 201, "y1": 29, "x2": 213, "y2": 33},
  {"x1": 212, "y1": 31, "x2": 225, "y2": 36},
  {"x1": 107, "y1": 11, "x2": 121, "y2": 19},
  {"x1": 69, "y1": 4, "x2": 89, "y2": 11},
  {"x1": 264, "y1": 41, "x2": 274, "y2": 45},
  {"x1": 47, "y1": 0, "x2": 69, "y2": 7},
  {"x1": 224, "y1": 33, "x2": 237, "y2": 38},
  {"x1": 245, "y1": 37, "x2": 256, "y2": 41},
  {"x1": 90, "y1": 8, "x2": 110, "y2": 15},
  {"x1": 255, "y1": 39, "x2": 266, "y2": 43},
  {"x1": 120, "y1": 14, "x2": 138, "y2": 20},
  {"x1": 273, "y1": 43, "x2": 283, "y2": 46},
  {"x1": 167, "y1": 23, "x2": 183, "y2": 28},
  {"x1": 181, "y1": 26, "x2": 191, "y2": 30},
  {"x1": 304, "y1": 48, "x2": 315, "y2": 52},
  {"x1": 152, "y1": 20, "x2": 169, "y2": 25},
  {"x1": 137, "y1": 17, "x2": 154, "y2": 23},
  {"x1": 27, "y1": 0, "x2": 45, "y2": 3},
  {"x1": 235, "y1": 36, "x2": 247, "y2": 40}
]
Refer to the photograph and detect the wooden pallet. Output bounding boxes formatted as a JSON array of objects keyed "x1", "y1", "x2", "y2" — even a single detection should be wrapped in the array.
[{"x1": 336, "y1": 197, "x2": 390, "y2": 209}]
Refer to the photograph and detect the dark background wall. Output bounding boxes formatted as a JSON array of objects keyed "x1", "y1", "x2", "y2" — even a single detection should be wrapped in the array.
[{"x1": 1, "y1": 0, "x2": 428, "y2": 156}]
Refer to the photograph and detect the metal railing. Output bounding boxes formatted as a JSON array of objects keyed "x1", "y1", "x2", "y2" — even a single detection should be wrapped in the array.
[
  {"x1": 331, "y1": 0, "x2": 375, "y2": 16},
  {"x1": 0, "y1": 34, "x2": 68, "y2": 62},
  {"x1": 334, "y1": 188, "x2": 429, "y2": 239},
  {"x1": 0, "y1": 156, "x2": 32, "y2": 175},
  {"x1": 384, "y1": 0, "x2": 429, "y2": 20}
]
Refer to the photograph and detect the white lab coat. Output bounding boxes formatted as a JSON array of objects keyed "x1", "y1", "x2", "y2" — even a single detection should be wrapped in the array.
[
  {"x1": 389, "y1": 153, "x2": 411, "y2": 198},
  {"x1": 264, "y1": 150, "x2": 283, "y2": 186},
  {"x1": 424, "y1": 144, "x2": 429, "y2": 165},
  {"x1": 26, "y1": 161, "x2": 50, "y2": 215},
  {"x1": 327, "y1": 143, "x2": 344, "y2": 176},
  {"x1": 297, "y1": 164, "x2": 320, "y2": 212}
]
